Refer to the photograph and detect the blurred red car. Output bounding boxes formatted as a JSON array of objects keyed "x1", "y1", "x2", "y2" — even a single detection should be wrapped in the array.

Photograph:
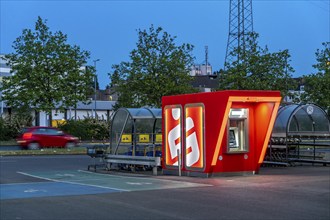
[{"x1": 17, "y1": 126, "x2": 79, "y2": 150}]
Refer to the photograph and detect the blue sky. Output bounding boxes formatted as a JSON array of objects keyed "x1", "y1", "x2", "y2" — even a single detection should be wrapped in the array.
[{"x1": 1, "y1": 0, "x2": 329, "y2": 89}]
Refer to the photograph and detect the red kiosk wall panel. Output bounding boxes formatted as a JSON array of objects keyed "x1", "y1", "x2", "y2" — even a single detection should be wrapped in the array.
[{"x1": 184, "y1": 104, "x2": 204, "y2": 170}]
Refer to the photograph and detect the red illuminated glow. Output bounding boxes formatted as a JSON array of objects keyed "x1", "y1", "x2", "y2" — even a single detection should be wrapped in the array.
[
  {"x1": 258, "y1": 101, "x2": 281, "y2": 164},
  {"x1": 185, "y1": 105, "x2": 204, "y2": 169},
  {"x1": 211, "y1": 96, "x2": 282, "y2": 166},
  {"x1": 164, "y1": 106, "x2": 181, "y2": 166},
  {"x1": 23, "y1": 133, "x2": 33, "y2": 139}
]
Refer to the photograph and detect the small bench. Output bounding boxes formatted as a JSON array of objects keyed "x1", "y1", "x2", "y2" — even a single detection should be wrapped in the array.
[{"x1": 105, "y1": 155, "x2": 161, "y2": 175}]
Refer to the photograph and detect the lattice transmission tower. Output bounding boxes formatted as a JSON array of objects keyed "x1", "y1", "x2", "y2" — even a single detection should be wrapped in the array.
[{"x1": 224, "y1": 0, "x2": 254, "y2": 67}]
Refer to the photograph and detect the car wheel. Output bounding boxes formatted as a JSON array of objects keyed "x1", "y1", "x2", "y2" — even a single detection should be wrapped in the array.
[
  {"x1": 28, "y1": 142, "x2": 40, "y2": 150},
  {"x1": 65, "y1": 142, "x2": 76, "y2": 149}
]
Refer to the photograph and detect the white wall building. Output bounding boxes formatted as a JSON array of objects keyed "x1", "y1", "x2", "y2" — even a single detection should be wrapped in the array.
[
  {"x1": 283, "y1": 84, "x2": 305, "y2": 104},
  {"x1": 190, "y1": 63, "x2": 212, "y2": 76},
  {"x1": 0, "y1": 55, "x2": 12, "y2": 115},
  {"x1": 2, "y1": 101, "x2": 116, "y2": 126}
]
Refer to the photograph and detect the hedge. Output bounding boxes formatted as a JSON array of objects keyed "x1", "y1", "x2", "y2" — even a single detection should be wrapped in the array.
[
  {"x1": 58, "y1": 118, "x2": 110, "y2": 141},
  {"x1": 0, "y1": 113, "x2": 110, "y2": 141}
]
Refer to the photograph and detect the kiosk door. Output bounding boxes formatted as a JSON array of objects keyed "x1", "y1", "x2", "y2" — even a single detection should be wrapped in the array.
[{"x1": 184, "y1": 104, "x2": 204, "y2": 170}]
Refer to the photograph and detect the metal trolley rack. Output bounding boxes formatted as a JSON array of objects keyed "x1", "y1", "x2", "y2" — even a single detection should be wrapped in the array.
[{"x1": 87, "y1": 145, "x2": 108, "y2": 171}]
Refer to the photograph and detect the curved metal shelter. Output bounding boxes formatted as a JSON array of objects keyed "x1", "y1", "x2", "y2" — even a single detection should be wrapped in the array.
[
  {"x1": 268, "y1": 104, "x2": 330, "y2": 165},
  {"x1": 109, "y1": 108, "x2": 162, "y2": 157},
  {"x1": 272, "y1": 104, "x2": 330, "y2": 142}
]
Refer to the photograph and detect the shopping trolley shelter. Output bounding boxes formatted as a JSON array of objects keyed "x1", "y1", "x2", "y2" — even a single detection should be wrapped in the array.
[
  {"x1": 106, "y1": 108, "x2": 163, "y2": 174},
  {"x1": 106, "y1": 90, "x2": 282, "y2": 177},
  {"x1": 268, "y1": 103, "x2": 330, "y2": 164}
]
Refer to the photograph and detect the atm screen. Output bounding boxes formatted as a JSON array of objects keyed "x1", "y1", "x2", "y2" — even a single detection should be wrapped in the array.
[{"x1": 229, "y1": 129, "x2": 237, "y2": 148}]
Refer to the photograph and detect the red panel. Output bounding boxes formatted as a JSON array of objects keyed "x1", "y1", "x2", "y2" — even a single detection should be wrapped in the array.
[
  {"x1": 254, "y1": 102, "x2": 275, "y2": 169},
  {"x1": 164, "y1": 106, "x2": 182, "y2": 167},
  {"x1": 185, "y1": 105, "x2": 204, "y2": 169}
]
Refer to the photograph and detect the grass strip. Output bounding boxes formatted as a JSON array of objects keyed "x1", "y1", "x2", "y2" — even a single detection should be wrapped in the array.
[
  {"x1": 0, "y1": 141, "x2": 17, "y2": 146},
  {"x1": 0, "y1": 147, "x2": 87, "y2": 156}
]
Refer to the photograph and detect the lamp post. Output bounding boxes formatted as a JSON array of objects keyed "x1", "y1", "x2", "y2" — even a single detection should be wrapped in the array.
[{"x1": 93, "y1": 59, "x2": 100, "y2": 118}]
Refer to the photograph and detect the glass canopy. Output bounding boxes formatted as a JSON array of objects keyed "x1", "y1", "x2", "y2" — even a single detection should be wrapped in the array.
[
  {"x1": 110, "y1": 108, "x2": 162, "y2": 157},
  {"x1": 272, "y1": 104, "x2": 330, "y2": 138}
]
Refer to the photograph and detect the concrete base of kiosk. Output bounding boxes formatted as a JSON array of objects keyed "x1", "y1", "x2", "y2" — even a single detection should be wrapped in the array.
[{"x1": 162, "y1": 169, "x2": 256, "y2": 178}]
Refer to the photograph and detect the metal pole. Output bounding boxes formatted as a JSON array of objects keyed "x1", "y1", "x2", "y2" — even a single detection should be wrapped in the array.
[
  {"x1": 93, "y1": 59, "x2": 100, "y2": 118},
  {"x1": 313, "y1": 121, "x2": 316, "y2": 162},
  {"x1": 177, "y1": 149, "x2": 181, "y2": 176},
  {"x1": 0, "y1": 81, "x2": 3, "y2": 115},
  {"x1": 269, "y1": 140, "x2": 272, "y2": 161},
  {"x1": 94, "y1": 75, "x2": 96, "y2": 118}
]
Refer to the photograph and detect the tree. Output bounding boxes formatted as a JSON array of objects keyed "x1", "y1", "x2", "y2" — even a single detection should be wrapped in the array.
[
  {"x1": 109, "y1": 25, "x2": 197, "y2": 108},
  {"x1": 218, "y1": 32, "x2": 296, "y2": 98},
  {"x1": 302, "y1": 42, "x2": 330, "y2": 113},
  {"x1": 1, "y1": 17, "x2": 94, "y2": 125}
]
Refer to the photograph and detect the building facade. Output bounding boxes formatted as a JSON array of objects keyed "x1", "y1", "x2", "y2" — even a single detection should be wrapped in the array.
[
  {"x1": 0, "y1": 55, "x2": 11, "y2": 115},
  {"x1": 190, "y1": 63, "x2": 213, "y2": 76},
  {"x1": 1, "y1": 101, "x2": 116, "y2": 126}
]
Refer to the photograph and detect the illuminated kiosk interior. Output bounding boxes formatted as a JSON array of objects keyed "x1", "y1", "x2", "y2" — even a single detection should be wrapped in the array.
[
  {"x1": 162, "y1": 90, "x2": 281, "y2": 177},
  {"x1": 108, "y1": 108, "x2": 162, "y2": 170}
]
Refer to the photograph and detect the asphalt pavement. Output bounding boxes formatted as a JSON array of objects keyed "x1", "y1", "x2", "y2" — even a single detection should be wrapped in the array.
[{"x1": 0, "y1": 155, "x2": 329, "y2": 220}]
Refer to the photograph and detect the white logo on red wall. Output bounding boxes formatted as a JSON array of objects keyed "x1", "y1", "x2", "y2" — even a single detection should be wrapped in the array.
[
  {"x1": 166, "y1": 108, "x2": 181, "y2": 166},
  {"x1": 185, "y1": 116, "x2": 200, "y2": 167},
  {"x1": 185, "y1": 106, "x2": 203, "y2": 168},
  {"x1": 165, "y1": 105, "x2": 203, "y2": 168}
]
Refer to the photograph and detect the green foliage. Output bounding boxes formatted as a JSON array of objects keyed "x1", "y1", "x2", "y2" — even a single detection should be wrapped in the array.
[
  {"x1": 0, "y1": 112, "x2": 33, "y2": 141},
  {"x1": 0, "y1": 118, "x2": 11, "y2": 141},
  {"x1": 58, "y1": 118, "x2": 110, "y2": 141},
  {"x1": 218, "y1": 32, "x2": 297, "y2": 98},
  {"x1": 110, "y1": 25, "x2": 197, "y2": 109},
  {"x1": 1, "y1": 16, "x2": 94, "y2": 123},
  {"x1": 302, "y1": 42, "x2": 330, "y2": 114}
]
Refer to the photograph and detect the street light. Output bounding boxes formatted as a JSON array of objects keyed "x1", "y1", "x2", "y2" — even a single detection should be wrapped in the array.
[{"x1": 93, "y1": 59, "x2": 100, "y2": 118}]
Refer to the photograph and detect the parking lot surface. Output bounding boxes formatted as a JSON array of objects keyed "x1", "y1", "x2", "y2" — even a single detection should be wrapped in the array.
[
  {"x1": 1, "y1": 169, "x2": 210, "y2": 200},
  {"x1": 1, "y1": 155, "x2": 329, "y2": 220}
]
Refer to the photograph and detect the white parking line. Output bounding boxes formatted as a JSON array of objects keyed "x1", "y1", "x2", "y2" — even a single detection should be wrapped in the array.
[{"x1": 17, "y1": 171, "x2": 130, "y2": 191}]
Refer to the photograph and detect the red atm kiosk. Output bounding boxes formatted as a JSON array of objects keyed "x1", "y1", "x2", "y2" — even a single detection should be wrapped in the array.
[{"x1": 162, "y1": 90, "x2": 281, "y2": 177}]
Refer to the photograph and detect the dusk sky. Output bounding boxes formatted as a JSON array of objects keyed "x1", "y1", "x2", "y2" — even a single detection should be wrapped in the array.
[{"x1": 1, "y1": 0, "x2": 329, "y2": 89}]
